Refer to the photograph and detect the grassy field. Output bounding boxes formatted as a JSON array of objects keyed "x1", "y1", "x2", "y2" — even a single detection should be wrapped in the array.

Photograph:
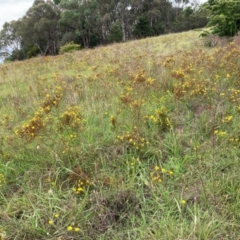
[{"x1": 0, "y1": 30, "x2": 240, "y2": 239}]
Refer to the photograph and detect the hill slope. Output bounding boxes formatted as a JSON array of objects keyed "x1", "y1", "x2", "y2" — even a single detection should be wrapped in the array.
[{"x1": 0, "y1": 31, "x2": 240, "y2": 239}]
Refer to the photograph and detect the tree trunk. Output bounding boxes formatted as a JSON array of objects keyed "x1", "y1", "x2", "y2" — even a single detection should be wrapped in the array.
[
  {"x1": 121, "y1": 17, "x2": 126, "y2": 42},
  {"x1": 101, "y1": 25, "x2": 106, "y2": 44}
]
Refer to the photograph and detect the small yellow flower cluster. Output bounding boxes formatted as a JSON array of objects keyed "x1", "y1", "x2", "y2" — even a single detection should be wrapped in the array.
[
  {"x1": 184, "y1": 63, "x2": 195, "y2": 74},
  {"x1": 117, "y1": 127, "x2": 149, "y2": 150},
  {"x1": 127, "y1": 157, "x2": 141, "y2": 169},
  {"x1": 125, "y1": 86, "x2": 133, "y2": 92},
  {"x1": 67, "y1": 226, "x2": 80, "y2": 232},
  {"x1": 190, "y1": 83, "x2": 207, "y2": 96},
  {"x1": 119, "y1": 92, "x2": 133, "y2": 104},
  {"x1": 41, "y1": 86, "x2": 63, "y2": 113},
  {"x1": 17, "y1": 111, "x2": 44, "y2": 140},
  {"x1": 150, "y1": 166, "x2": 173, "y2": 184},
  {"x1": 15, "y1": 86, "x2": 63, "y2": 141},
  {"x1": 228, "y1": 88, "x2": 240, "y2": 103},
  {"x1": 144, "y1": 107, "x2": 171, "y2": 131},
  {"x1": 146, "y1": 77, "x2": 155, "y2": 86},
  {"x1": 0, "y1": 227, "x2": 6, "y2": 240},
  {"x1": 87, "y1": 73, "x2": 100, "y2": 82},
  {"x1": 214, "y1": 130, "x2": 227, "y2": 137},
  {"x1": 208, "y1": 56, "x2": 214, "y2": 62},
  {"x1": 229, "y1": 137, "x2": 239, "y2": 144},
  {"x1": 171, "y1": 68, "x2": 186, "y2": 79},
  {"x1": 133, "y1": 69, "x2": 147, "y2": 83},
  {"x1": 119, "y1": 69, "x2": 155, "y2": 110},
  {"x1": 222, "y1": 115, "x2": 233, "y2": 123},
  {"x1": 60, "y1": 106, "x2": 84, "y2": 130},
  {"x1": 129, "y1": 99, "x2": 144, "y2": 109},
  {"x1": 48, "y1": 213, "x2": 60, "y2": 225},
  {"x1": 174, "y1": 78, "x2": 209, "y2": 100},
  {"x1": 48, "y1": 214, "x2": 80, "y2": 233},
  {"x1": 129, "y1": 69, "x2": 155, "y2": 86},
  {"x1": 72, "y1": 179, "x2": 91, "y2": 195},
  {"x1": 46, "y1": 177, "x2": 55, "y2": 186},
  {"x1": 163, "y1": 56, "x2": 175, "y2": 68}
]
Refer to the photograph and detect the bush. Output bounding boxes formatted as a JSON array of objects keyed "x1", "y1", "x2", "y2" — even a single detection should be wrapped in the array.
[
  {"x1": 199, "y1": 30, "x2": 230, "y2": 48},
  {"x1": 59, "y1": 42, "x2": 80, "y2": 54},
  {"x1": 60, "y1": 32, "x2": 76, "y2": 46},
  {"x1": 27, "y1": 45, "x2": 40, "y2": 58},
  {"x1": 108, "y1": 21, "x2": 123, "y2": 43},
  {"x1": 206, "y1": 0, "x2": 240, "y2": 37}
]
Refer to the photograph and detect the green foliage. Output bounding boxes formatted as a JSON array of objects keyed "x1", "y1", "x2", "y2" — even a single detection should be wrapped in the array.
[
  {"x1": 199, "y1": 30, "x2": 219, "y2": 47},
  {"x1": 0, "y1": 21, "x2": 21, "y2": 59},
  {"x1": 60, "y1": 0, "x2": 101, "y2": 48},
  {"x1": 19, "y1": 0, "x2": 61, "y2": 56},
  {"x1": 108, "y1": 21, "x2": 123, "y2": 43},
  {"x1": 134, "y1": 15, "x2": 154, "y2": 38},
  {"x1": 4, "y1": 49, "x2": 26, "y2": 62},
  {"x1": 184, "y1": 6, "x2": 194, "y2": 17},
  {"x1": 206, "y1": 0, "x2": 240, "y2": 37},
  {"x1": 59, "y1": 42, "x2": 80, "y2": 54},
  {"x1": 59, "y1": 32, "x2": 76, "y2": 46},
  {"x1": 53, "y1": 0, "x2": 61, "y2": 4},
  {"x1": 172, "y1": 6, "x2": 208, "y2": 32},
  {"x1": 27, "y1": 45, "x2": 41, "y2": 58},
  {"x1": 0, "y1": 0, "x2": 208, "y2": 62}
]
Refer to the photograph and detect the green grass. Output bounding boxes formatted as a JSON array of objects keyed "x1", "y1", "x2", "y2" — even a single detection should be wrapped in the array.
[{"x1": 0, "y1": 30, "x2": 240, "y2": 239}]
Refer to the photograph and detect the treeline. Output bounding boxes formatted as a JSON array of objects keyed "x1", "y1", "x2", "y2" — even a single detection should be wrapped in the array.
[{"x1": 0, "y1": 0, "x2": 208, "y2": 61}]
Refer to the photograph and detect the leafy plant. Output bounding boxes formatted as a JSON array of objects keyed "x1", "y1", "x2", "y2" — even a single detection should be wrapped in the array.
[
  {"x1": 206, "y1": 0, "x2": 240, "y2": 37},
  {"x1": 59, "y1": 42, "x2": 80, "y2": 54}
]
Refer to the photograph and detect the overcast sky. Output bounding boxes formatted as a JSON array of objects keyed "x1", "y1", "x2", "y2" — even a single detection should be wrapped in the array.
[{"x1": 0, "y1": 0, "x2": 34, "y2": 30}]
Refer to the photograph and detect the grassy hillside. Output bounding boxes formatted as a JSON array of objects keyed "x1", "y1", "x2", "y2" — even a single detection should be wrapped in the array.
[{"x1": 0, "y1": 30, "x2": 240, "y2": 239}]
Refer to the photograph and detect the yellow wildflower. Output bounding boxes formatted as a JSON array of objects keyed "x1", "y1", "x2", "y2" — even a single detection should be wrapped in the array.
[
  {"x1": 67, "y1": 226, "x2": 73, "y2": 231},
  {"x1": 48, "y1": 220, "x2": 54, "y2": 225},
  {"x1": 161, "y1": 168, "x2": 166, "y2": 173},
  {"x1": 181, "y1": 200, "x2": 186, "y2": 205},
  {"x1": 154, "y1": 166, "x2": 160, "y2": 171}
]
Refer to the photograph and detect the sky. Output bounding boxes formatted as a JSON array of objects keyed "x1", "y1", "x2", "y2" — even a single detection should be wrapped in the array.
[{"x1": 0, "y1": 0, "x2": 34, "y2": 31}]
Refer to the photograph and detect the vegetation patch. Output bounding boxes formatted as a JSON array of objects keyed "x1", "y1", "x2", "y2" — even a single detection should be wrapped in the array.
[{"x1": 1, "y1": 30, "x2": 240, "y2": 239}]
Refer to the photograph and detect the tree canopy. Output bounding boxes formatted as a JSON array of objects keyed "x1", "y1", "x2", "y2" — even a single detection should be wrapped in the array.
[
  {"x1": 0, "y1": 0, "x2": 208, "y2": 61},
  {"x1": 206, "y1": 0, "x2": 240, "y2": 37}
]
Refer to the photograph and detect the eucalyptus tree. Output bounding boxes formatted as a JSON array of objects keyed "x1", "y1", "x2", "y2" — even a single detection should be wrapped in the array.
[
  {"x1": 172, "y1": 5, "x2": 208, "y2": 32},
  {"x1": 59, "y1": 0, "x2": 102, "y2": 48},
  {"x1": 110, "y1": 0, "x2": 144, "y2": 41},
  {"x1": 19, "y1": 0, "x2": 61, "y2": 56},
  {"x1": 96, "y1": 0, "x2": 113, "y2": 43},
  {"x1": 134, "y1": 15, "x2": 154, "y2": 38},
  {"x1": 137, "y1": 0, "x2": 175, "y2": 35},
  {"x1": 0, "y1": 20, "x2": 22, "y2": 59}
]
